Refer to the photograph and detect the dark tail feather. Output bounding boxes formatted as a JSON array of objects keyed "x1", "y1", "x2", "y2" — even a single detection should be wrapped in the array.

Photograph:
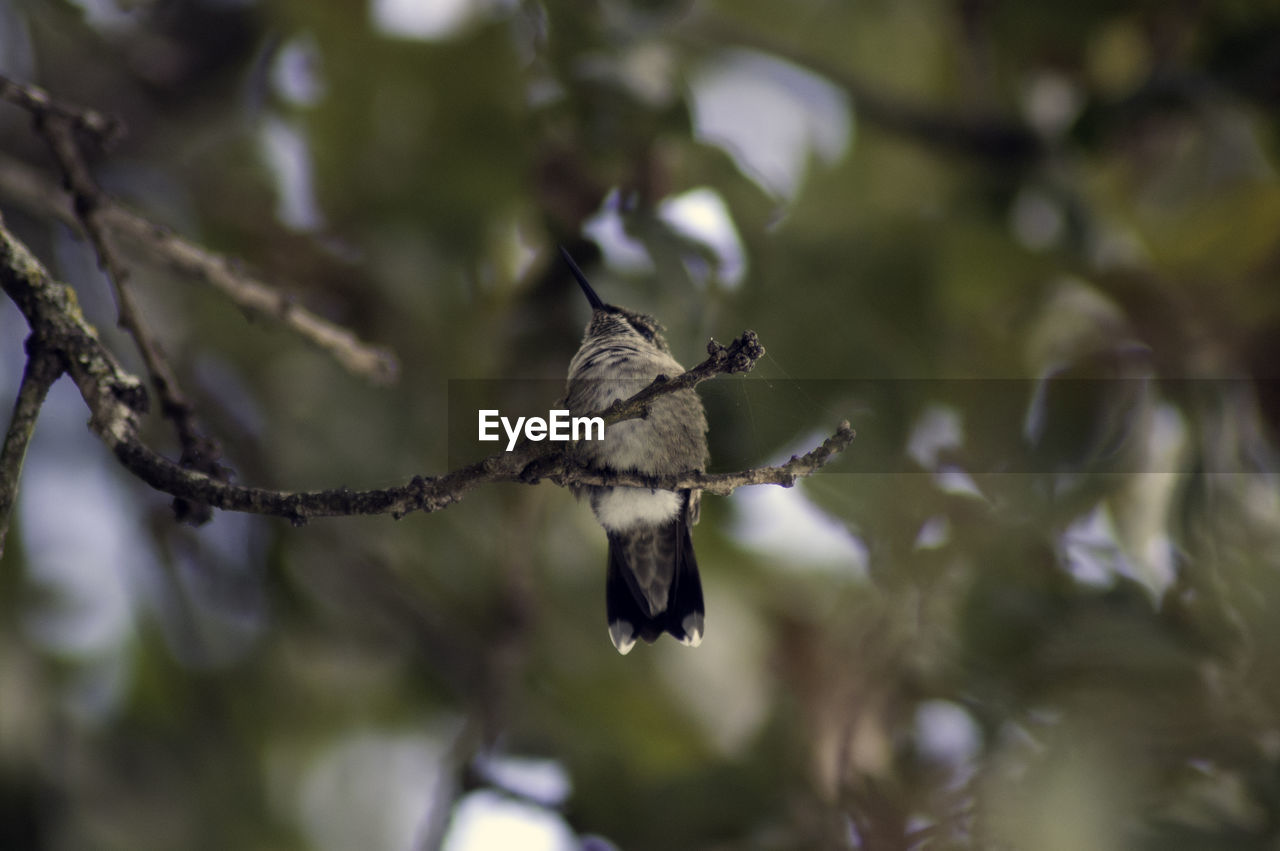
[{"x1": 606, "y1": 518, "x2": 704, "y2": 654}]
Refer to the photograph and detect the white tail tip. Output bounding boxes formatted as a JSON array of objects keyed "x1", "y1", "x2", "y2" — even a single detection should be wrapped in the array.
[
  {"x1": 609, "y1": 620, "x2": 637, "y2": 655},
  {"x1": 680, "y1": 613, "x2": 704, "y2": 647}
]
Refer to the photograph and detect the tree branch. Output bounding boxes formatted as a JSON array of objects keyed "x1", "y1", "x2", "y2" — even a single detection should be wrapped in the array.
[
  {"x1": 0, "y1": 344, "x2": 62, "y2": 557},
  {"x1": 0, "y1": 79, "x2": 398, "y2": 385},
  {"x1": 0, "y1": 213, "x2": 149, "y2": 442},
  {"x1": 0, "y1": 75, "x2": 124, "y2": 147},
  {"x1": 32, "y1": 109, "x2": 228, "y2": 523},
  {"x1": 1, "y1": 72, "x2": 398, "y2": 521},
  {"x1": 2, "y1": 217, "x2": 853, "y2": 527},
  {"x1": 596, "y1": 330, "x2": 767, "y2": 427},
  {"x1": 550, "y1": 422, "x2": 855, "y2": 496}
]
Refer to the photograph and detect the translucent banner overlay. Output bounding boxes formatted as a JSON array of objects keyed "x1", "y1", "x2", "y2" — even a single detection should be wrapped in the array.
[{"x1": 447, "y1": 378, "x2": 1276, "y2": 474}]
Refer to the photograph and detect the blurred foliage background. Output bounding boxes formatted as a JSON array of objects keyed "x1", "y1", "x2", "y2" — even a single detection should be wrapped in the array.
[{"x1": 3, "y1": 0, "x2": 1280, "y2": 849}]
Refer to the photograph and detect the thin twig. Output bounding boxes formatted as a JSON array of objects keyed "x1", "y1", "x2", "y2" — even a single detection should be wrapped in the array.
[
  {"x1": 2, "y1": 219, "x2": 853, "y2": 526},
  {"x1": 0, "y1": 79, "x2": 397, "y2": 384},
  {"x1": 3, "y1": 72, "x2": 223, "y2": 513},
  {"x1": 0, "y1": 75, "x2": 125, "y2": 147},
  {"x1": 0, "y1": 151, "x2": 398, "y2": 385},
  {"x1": 0, "y1": 344, "x2": 63, "y2": 558},
  {"x1": 598, "y1": 330, "x2": 767, "y2": 426},
  {"x1": 550, "y1": 421, "x2": 855, "y2": 496},
  {"x1": 34, "y1": 112, "x2": 227, "y2": 524}
]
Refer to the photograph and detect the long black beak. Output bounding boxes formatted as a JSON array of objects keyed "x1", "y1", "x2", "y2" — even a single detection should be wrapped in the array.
[{"x1": 559, "y1": 246, "x2": 605, "y2": 310}]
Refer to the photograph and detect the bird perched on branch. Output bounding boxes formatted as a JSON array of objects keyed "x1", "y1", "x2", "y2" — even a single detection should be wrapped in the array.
[{"x1": 560, "y1": 247, "x2": 708, "y2": 655}]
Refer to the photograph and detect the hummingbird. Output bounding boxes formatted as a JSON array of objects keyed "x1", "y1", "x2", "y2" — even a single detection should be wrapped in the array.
[{"x1": 559, "y1": 247, "x2": 708, "y2": 655}]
